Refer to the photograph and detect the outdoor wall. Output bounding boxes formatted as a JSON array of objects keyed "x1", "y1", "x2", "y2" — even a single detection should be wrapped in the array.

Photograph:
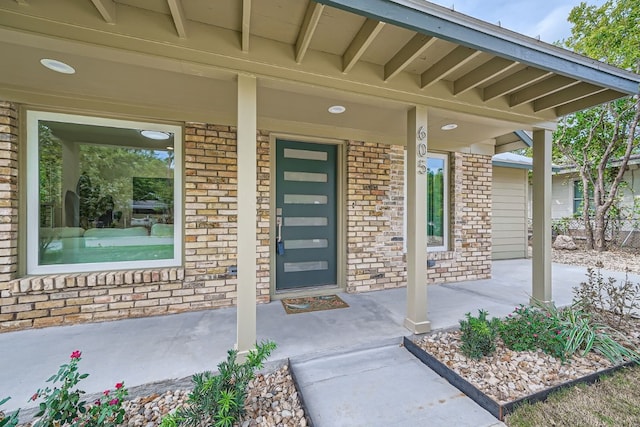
[
  {"x1": 345, "y1": 142, "x2": 406, "y2": 292},
  {"x1": 492, "y1": 166, "x2": 528, "y2": 260},
  {"x1": 425, "y1": 152, "x2": 492, "y2": 283},
  {"x1": 0, "y1": 103, "x2": 493, "y2": 332},
  {"x1": 0, "y1": 115, "x2": 272, "y2": 332},
  {"x1": 344, "y1": 144, "x2": 492, "y2": 292}
]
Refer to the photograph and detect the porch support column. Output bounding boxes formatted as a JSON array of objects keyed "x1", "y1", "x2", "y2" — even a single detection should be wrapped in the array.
[
  {"x1": 236, "y1": 73, "x2": 258, "y2": 356},
  {"x1": 404, "y1": 106, "x2": 431, "y2": 334},
  {"x1": 531, "y1": 129, "x2": 553, "y2": 304}
]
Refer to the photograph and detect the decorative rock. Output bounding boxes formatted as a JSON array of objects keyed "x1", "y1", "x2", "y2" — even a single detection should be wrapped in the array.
[
  {"x1": 553, "y1": 234, "x2": 577, "y2": 250},
  {"x1": 416, "y1": 329, "x2": 615, "y2": 404}
]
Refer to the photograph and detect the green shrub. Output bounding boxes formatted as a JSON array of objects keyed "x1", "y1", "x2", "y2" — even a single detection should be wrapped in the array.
[
  {"x1": 164, "y1": 341, "x2": 277, "y2": 427},
  {"x1": 2, "y1": 351, "x2": 128, "y2": 427},
  {"x1": 0, "y1": 397, "x2": 19, "y2": 427},
  {"x1": 541, "y1": 301, "x2": 640, "y2": 364},
  {"x1": 31, "y1": 350, "x2": 128, "y2": 427},
  {"x1": 499, "y1": 304, "x2": 566, "y2": 360},
  {"x1": 459, "y1": 310, "x2": 501, "y2": 359},
  {"x1": 573, "y1": 267, "x2": 640, "y2": 329}
]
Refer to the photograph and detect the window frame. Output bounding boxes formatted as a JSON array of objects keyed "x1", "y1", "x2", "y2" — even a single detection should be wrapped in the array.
[
  {"x1": 403, "y1": 151, "x2": 449, "y2": 252},
  {"x1": 573, "y1": 179, "x2": 593, "y2": 216},
  {"x1": 26, "y1": 110, "x2": 183, "y2": 275},
  {"x1": 425, "y1": 152, "x2": 449, "y2": 252}
]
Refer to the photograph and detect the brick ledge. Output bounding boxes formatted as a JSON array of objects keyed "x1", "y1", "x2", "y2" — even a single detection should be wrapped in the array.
[{"x1": 6, "y1": 268, "x2": 185, "y2": 295}]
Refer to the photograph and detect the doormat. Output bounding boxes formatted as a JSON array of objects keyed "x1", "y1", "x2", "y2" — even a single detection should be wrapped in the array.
[{"x1": 281, "y1": 295, "x2": 349, "y2": 314}]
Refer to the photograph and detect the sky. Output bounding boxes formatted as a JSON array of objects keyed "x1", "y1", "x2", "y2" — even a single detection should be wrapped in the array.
[{"x1": 428, "y1": 0, "x2": 606, "y2": 44}]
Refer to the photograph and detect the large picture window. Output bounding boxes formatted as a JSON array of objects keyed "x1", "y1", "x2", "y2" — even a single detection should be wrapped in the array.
[{"x1": 27, "y1": 111, "x2": 182, "y2": 274}]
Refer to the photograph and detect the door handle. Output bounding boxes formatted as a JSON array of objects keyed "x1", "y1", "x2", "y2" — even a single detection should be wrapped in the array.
[{"x1": 276, "y1": 216, "x2": 283, "y2": 241}]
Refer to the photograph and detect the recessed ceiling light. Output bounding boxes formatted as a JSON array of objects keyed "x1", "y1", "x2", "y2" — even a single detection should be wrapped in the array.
[
  {"x1": 441, "y1": 123, "x2": 458, "y2": 131},
  {"x1": 40, "y1": 58, "x2": 75, "y2": 74},
  {"x1": 328, "y1": 105, "x2": 346, "y2": 114},
  {"x1": 141, "y1": 130, "x2": 171, "y2": 140}
]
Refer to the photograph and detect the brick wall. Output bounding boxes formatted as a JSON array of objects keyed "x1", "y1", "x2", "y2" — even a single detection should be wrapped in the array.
[
  {"x1": 0, "y1": 102, "x2": 493, "y2": 332},
  {"x1": 0, "y1": 118, "x2": 271, "y2": 332},
  {"x1": 346, "y1": 141, "x2": 405, "y2": 292},
  {"x1": 426, "y1": 152, "x2": 492, "y2": 283},
  {"x1": 345, "y1": 145, "x2": 492, "y2": 291}
]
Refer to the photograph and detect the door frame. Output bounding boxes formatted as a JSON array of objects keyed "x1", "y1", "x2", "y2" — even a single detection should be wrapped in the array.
[{"x1": 269, "y1": 133, "x2": 346, "y2": 299}]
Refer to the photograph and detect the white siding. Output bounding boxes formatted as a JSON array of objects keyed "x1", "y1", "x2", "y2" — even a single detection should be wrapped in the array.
[
  {"x1": 551, "y1": 173, "x2": 577, "y2": 219},
  {"x1": 551, "y1": 166, "x2": 640, "y2": 220},
  {"x1": 492, "y1": 166, "x2": 528, "y2": 260}
]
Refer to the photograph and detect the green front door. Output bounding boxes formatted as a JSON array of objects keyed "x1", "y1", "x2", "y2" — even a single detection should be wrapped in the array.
[{"x1": 275, "y1": 140, "x2": 337, "y2": 290}]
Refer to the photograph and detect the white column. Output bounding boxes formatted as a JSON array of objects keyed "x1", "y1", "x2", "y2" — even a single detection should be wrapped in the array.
[
  {"x1": 236, "y1": 73, "x2": 257, "y2": 355},
  {"x1": 531, "y1": 129, "x2": 553, "y2": 304},
  {"x1": 404, "y1": 106, "x2": 431, "y2": 334}
]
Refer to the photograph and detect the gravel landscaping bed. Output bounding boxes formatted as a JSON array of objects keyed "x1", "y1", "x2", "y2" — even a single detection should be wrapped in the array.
[
  {"x1": 121, "y1": 364, "x2": 307, "y2": 427},
  {"x1": 15, "y1": 364, "x2": 307, "y2": 427},
  {"x1": 552, "y1": 247, "x2": 640, "y2": 274},
  {"x1": 415, "y1": 331, "x2": 615, "y2": 404}
]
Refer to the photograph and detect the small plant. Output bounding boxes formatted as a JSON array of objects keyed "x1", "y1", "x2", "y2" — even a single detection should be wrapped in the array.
[
  {"x1": 459, "y1": 310, "x2": 501, "y2": 359},
  {"x1": 499, "y1": 304, "x2": 566, "y2": 360},
  {"x1": 165, "y1": 340, "x2": 277, "y2": 427},
  {"x1": 0, "y1": 397, "x2": 19, "y2": 427},
  {"x1": 30, "y1": 350, "x2": 128, "y2": 427},
  {"x1": 573, "y1": 266, "x2": 640, "y2": 328},
  {"x1": 538, "y1": 301, "x2": 640, "y2": 364}
]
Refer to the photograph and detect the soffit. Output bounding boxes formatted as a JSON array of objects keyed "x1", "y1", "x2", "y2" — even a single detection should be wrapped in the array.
[{"x1": 0, "y1": 0, "x2": 638, "y2": 148}]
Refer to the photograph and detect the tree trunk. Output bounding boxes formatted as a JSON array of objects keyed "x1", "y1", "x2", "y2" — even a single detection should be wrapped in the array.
[
  {"x1": 582, "y1": 174, "x2": 594, "y2": 250},
  {"x1": 593, "y1": 207, "x2": 607, "y2": 252}
]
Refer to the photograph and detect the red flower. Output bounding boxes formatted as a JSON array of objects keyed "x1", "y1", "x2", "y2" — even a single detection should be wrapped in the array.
[
  {"x1": 94, "y1": 400, "x2": 101, "y2": 405},
  {"x1": 70, "y1": 350, "x2": 82, "y2": 359},
  {"x1": 103, "y1": 390, "x2": 110, "y2": 396},
  {"x1": 31, "y1": 393, "x2": 39, "y2": 401},
  {"x1": 109, "y1": 399, "x2": 119, "y2": 406},
  {"x1": 533, "y1": 334, "x2": 538, "y2": 338},
  {"x1": 115, "y1": 382, "x2": 124, "y2": 390}
]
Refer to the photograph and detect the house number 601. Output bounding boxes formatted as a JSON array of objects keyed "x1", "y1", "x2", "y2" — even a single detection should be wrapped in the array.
[{"x1": 416, "y1": 126, "x2": 427, "y2": 174}]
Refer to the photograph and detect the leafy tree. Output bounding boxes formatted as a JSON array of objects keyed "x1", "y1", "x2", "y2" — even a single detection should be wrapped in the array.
[{"x1": 554, "y1": 0, "x2": 640, "y2": 251}]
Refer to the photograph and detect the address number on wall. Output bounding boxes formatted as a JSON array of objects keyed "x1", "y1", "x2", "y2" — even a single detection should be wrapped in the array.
[{"x1": 416, "y1": 126, "x2": 427, "y2": 175}]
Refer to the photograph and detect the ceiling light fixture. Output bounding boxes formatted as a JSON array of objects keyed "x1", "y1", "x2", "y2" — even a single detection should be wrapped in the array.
[
  {"x1": 166, "y1": 146, "x2": 174, "y2": 151},
  {"x1": 440, "y1": 123, "x2": 458, "y2": 131},
  {"x1": 328, "y1": 105, "x2": 346, "y2": 114},
  {"x1": 40, "y1": 58, "x2": 76, "y2": 74},
  {"x1": 141, "y1": 130, "x2": 171, "y2": 140}
]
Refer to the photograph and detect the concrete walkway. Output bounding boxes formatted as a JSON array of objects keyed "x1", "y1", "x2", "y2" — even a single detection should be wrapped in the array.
[{"x1": 2, "y1": 260, "x2": 638, "y2": 425}]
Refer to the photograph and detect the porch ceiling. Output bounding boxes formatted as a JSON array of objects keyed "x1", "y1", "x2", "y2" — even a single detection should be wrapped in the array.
[{"x1": 0, "y1": 0, "x2": 638, "y2": 148}]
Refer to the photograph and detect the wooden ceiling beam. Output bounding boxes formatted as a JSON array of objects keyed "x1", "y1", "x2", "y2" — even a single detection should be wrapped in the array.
[
  {"x1": 510, "y1": 75, "x2": 579, "y2": 107},
  {"x1": 534, "y1": 82, "x2": 606, "y2": 112},
  {"x1": 384, "y1": 33, "x2": 435, "y2": 81},
  {"x1": 241, "y1": 0, "x2": 252, "y2": 52},
  {"x1": 295, "y1": 1, "x2": 324, "y2": 64},
  {"x1": 483, "y1": 67, "x2": 553, "y2": 102},
  {"x1": 90, "y1": 0, "x2": 116, "y2": 24},
  {"x1": 556, "y1": 90, "x2": 627, "y2": 116},
  {"x1": 420, "y1": 46, "x2": 481, "y2": 88},
  {"x1": 342, "y1": 18, "x2": 384, "y2": 73},
  {"x1": 453, "y1": 57, "x2": 518, "y2": 95},
  {"x1": 167, "y1": 0, "x2": 187, "y2": 39}
]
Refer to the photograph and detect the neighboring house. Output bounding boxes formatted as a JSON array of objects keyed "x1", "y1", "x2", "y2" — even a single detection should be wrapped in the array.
[
  {"x1": 1, "y1": 0, "x2": 639, "y2": 349},
  {"x1": 550, "y1": 155, "x2": 640, "y2": 247},
  {"x1": 551, "y1": 155, "x2": 640, "y2": 220}
]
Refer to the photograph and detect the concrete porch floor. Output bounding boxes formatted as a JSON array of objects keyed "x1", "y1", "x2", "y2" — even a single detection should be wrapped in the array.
[{"x1": 2, "y1": 259, "x2": 639, "y2": 424}]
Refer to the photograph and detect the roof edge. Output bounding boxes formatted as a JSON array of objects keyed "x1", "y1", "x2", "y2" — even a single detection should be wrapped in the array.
[{"x1": 316, "y1": 0, "x2": 640, "y2": 95}]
